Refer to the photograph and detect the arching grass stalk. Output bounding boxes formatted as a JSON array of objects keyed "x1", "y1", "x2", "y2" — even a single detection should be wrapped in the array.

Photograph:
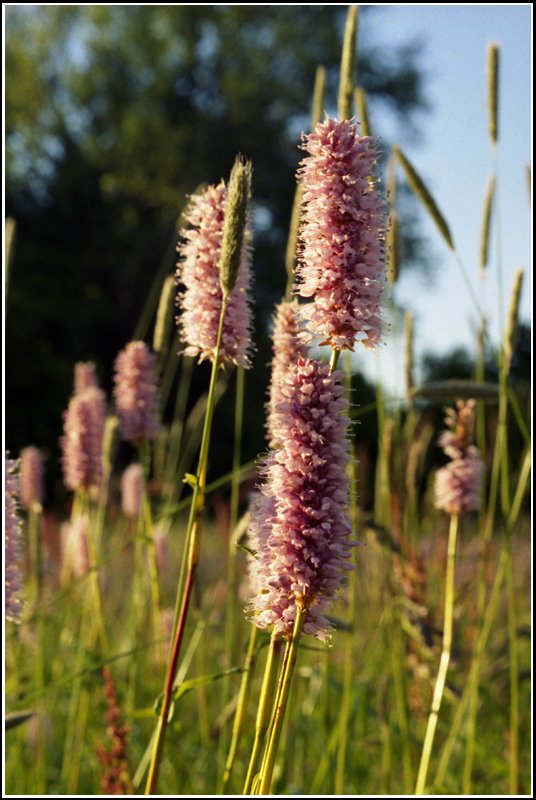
[
  {"x1": 242, "y1": 634, "x2": 281, "y2": 794},
  {"x1": 415, "y1": 513, "x2": 459, "y2": 794},
  {"x1": 145, "y1": 294, "x2": 228, "y2": 795},
  {"x1": 257, "y1": 605, "x2": 306, "y2": 794}
]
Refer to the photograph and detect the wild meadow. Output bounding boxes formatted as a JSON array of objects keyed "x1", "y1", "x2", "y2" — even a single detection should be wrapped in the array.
[{"x1": 5, "y1": 7, "x2": 531, "y2": 797}]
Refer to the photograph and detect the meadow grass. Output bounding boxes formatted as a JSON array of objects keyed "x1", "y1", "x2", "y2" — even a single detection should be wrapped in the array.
[{"x1": 5, "y1": 9, "x2": 531, "y2": 797}]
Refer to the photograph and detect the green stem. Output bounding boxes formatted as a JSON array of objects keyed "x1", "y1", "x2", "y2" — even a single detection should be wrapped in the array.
[
  {"x1": 30, "y1": 505, "x2": 47, "y2": 792},
  {"x1": 334, "y1": 353, "x2": 359, "y2": 794},
  {"x1": 258, "y1": 605, "x2": 306, "y2": 795},
  {"x1": 243, "y1": 635, "x2": 281, "y2": 795},
  {"x1": 464, "y1": 368, "x2": 508, "y2": 789},
  {"x1": 504, "y1": 531, "x2": 519, "y2": 794},
  {"x1": 145, "y1": 294, "x2": 228, "y2": 795},
  {"x1": 223, "y1": 366, "x2": 245, "y2": 678},
  {"x1": 142, "y1": 489, "x2": 164, "y2": 657},
  {"x1": 221, "y1": 624, "x2": 260, "y2": 792},
  {"x1": 28, "y1": 505, "x2": 42, "y2": 606},
  {"x1": 81, "y1": 491, "x2": 109, "y2": 654},
  {"x1": 415, "y1": 514, "x2": 459, "y2": 794},
  {"x1": 390, "y1": 617, "x2": 413, "y2": 793},
  {"x1": 329, "y1": 348, "x2": 341, "y2": 373},
  {"x1": 436, "y1": 548, "x2": 505, "y2": 788}
]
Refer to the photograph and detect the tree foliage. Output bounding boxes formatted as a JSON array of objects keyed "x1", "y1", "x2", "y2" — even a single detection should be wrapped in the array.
[{"x1": 5, "y1": 6, "x2": 428, "y2": 486}]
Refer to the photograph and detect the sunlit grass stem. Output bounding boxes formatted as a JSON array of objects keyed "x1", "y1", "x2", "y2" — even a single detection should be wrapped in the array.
[
  {"x1": 415, "y1": 513, "x2": 459, "y2": 794},
  {"x1": 219, "y1": 364, "x2": 246, "y2": 777},
  {"x1": 145, "y1": 294, "x2": 228, "y2": 795},
  {"x1": 222, "y1": 624, "x2": 260, "y2": 792},
  {"x1": 257, "y1": 605, "x2": 306, "y2": 794},
  {"x1": 243, "y1": 635, "x2": 281, "y2": 795}
]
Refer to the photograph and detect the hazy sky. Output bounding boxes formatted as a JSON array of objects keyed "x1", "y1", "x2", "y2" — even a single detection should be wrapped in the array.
[{"x1": 357, "y1": 4, "x2": 531, "y2": 395}]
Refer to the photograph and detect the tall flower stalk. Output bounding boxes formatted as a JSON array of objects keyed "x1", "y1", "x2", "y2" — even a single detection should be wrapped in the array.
[
  {"x1": 415, "y1": 400, "x2": 484, "y2": 794},
  {"x1": 145, "y1": 155, "x2": 252, "y2": 795},
  {"x1": 244, "y1": 357, "x2": 353, "y2": 793}
]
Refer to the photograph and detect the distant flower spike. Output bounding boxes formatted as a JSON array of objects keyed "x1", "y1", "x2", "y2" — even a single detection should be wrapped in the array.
[
  {"x1": 61, "y1": 388, "x2": 106, "y2": 491},
  {"x1": 75, "y1": 361, "x2": 99, "y2": 394},
  {"x1": 296, "y1": 116, "x2": 386, "y2": 351},
  {"x1": 121, "y1": 463, "x2": 145, "y2": 520},
  {"x1": 434, "y1": 400, "x2": 484, "y2": 515},
  {"x1": 5, "y1": 456, "x2": 23, "y2": 622},
  {"x1": 176, "y1": 182, "x2": 253, "y2": 367},
  {"x1": 20, "y1": 446, "x2": 45, "y2": 510},
  {"x1": 113, "y1": 342, "x2": 161, "y2": 445}
]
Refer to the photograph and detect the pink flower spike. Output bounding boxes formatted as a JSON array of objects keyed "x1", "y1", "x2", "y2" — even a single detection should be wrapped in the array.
[
  {"x1": 121, "y1": 463, "x2": 145, "y2": 520},
  {"x1": 434, "y1": 400, "x2": 484, "y2": 515},
  {"x1": 266, "y1": 300, "x2": 308, "y2": 448},
  {"x1": 248, "y1": 356, "x2": 354, "y2": 642},
  {"x1": 176, "y1": 182, "x2": 253, "y2": 367},
  {"x1": 61, "y1": 387, "x2": 106, "y2": 492},
  {"x1": 113, "y1": 342, "x2": 161, "y2": 445},
  {"x1": 20, "y1": 446, "x2": 45, "y2": 510},
  {"x1": 62, "y1": 515, "x2": 91, "y2": 578},
  {"x1": 5, "y1": 456, "x2": 24, "y2": 622},
  {"x1": 296, "y1": 116, "x2": 386, "y2": 351},
  {"x1": 74, "y1": 361, "x2": 99, "y2": 394}
]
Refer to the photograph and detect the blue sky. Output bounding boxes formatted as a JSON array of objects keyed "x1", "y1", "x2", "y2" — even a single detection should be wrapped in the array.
[{"x1": 357, "y1": 4, "x2": 531, "y2": 395}]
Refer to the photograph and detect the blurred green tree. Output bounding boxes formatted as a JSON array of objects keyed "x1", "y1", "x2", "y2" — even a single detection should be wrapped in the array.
[{"x1": 5, "y1": 6, "x2": 428, "y2": 493}]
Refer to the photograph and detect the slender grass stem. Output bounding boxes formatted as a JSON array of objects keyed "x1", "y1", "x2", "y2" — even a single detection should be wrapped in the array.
[
  {"x1": 83, "y1": 491, "x2": 109, "y2": 654},
  {"x1": 243, "y1": 635, "x2": 281, "y2": 795},
  {"x1": 258, "y1": 604, "x2": 306, "y2": 795},
  {"x1": 464, "y1": 368, "x2": 508, "y2": 789},
  {"x1": 145, "y1": 295, "x2": 228, "y2": 795},
  {"x1": 436, "y1": 548, "x2": 505, "y2": 787},
  {"x1": 390, "y1": 617, "x2": 413, "y2": 793},
  {"x1": 334, "y1": 352, "x2": 359, "y2": 794},
  {"x1": 222, "y1": 624, "x2": 260, "y2": 792},
  {"x1": 221, "y1": 365, "x2": 245, "y2": 717},
  {"x1": 504, "y1": 532, "x2": 519, "y2": 795},
  {"x1": 29, "y1": 505, "x2": 47, "y2": 792},
  {"x1": 142, "y1": 489, "x2": 164, "y2": 659},
  {"x1": 415, "y1": 514, "x2": 459, "y2": 794}
]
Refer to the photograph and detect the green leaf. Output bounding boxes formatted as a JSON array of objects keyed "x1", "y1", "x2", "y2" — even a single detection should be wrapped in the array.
[{"x1": 171, "y1": 667, "x2": 244, "y2": 705}]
